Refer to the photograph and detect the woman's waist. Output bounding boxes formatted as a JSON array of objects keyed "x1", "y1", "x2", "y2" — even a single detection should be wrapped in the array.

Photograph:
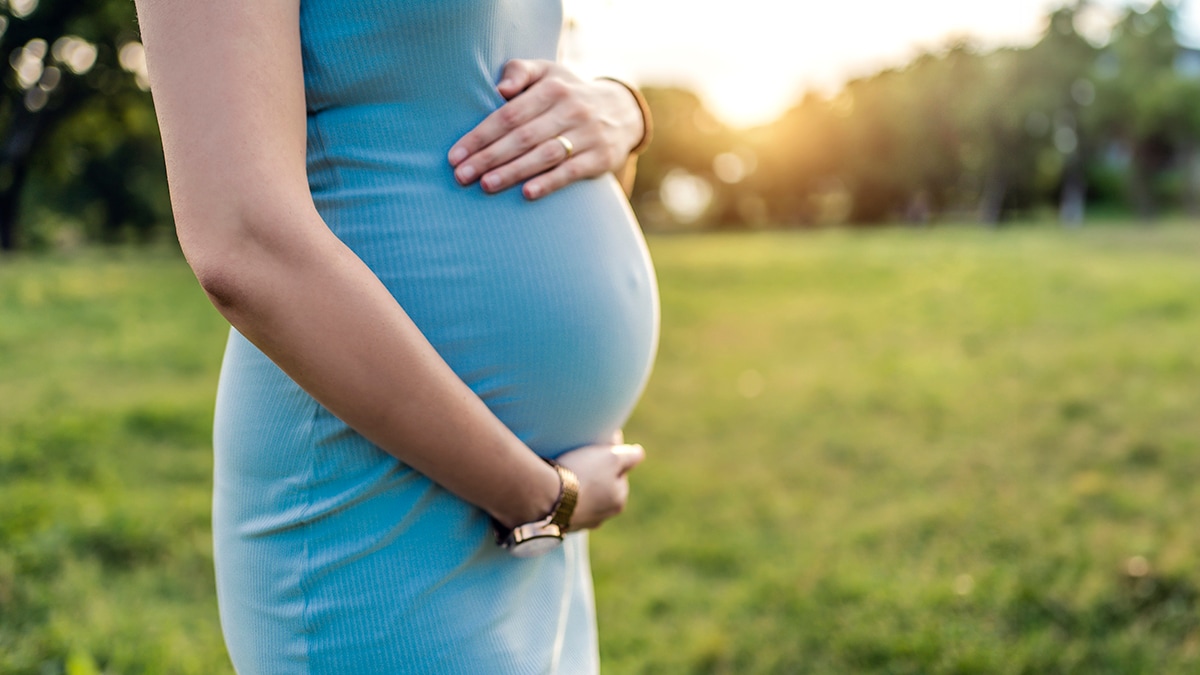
[{"x1": 306, "y1": 102, "x2": 479, "y2": 185}]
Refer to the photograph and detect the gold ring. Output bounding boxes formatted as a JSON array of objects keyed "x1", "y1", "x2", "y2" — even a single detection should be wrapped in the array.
[{"x1": 554, "y1": 135, "x2": 574, "y2": 160}]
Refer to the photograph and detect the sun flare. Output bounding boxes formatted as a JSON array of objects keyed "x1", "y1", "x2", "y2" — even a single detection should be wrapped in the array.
[{"x1": 563, "y1": 0, "x2": 1200, "y2": 128}]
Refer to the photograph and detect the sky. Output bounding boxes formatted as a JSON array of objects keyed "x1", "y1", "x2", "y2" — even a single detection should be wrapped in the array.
[{"x1": 561, "y1": 0, "x2": 1200, "y2": 128}]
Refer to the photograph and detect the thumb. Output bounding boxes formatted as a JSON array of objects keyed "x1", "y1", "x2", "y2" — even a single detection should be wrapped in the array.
[
  {"x1": 613, "y1": 443, "x2": 645, "y2": 476},
  {"x1": 497, "y1": 59, "x2": 550, "y2": 99}
]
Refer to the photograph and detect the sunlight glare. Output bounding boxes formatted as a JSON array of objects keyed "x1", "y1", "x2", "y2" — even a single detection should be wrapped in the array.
[{"x1": 562, "y1": 0, "x2": 1188, "y2": 128}]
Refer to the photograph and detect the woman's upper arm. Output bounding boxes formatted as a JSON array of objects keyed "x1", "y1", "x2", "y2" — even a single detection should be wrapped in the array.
[{"x1": 137, "y1": 0, "x2": 312, "y2": 268}]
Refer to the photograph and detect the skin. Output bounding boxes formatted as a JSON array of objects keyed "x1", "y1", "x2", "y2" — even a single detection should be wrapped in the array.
[
  {"x1": 134, "y1": 0, "x2": 647, "y2": 532},
  {"x1": 449, "y1": 59, "x2": 646, "y2": 200}
]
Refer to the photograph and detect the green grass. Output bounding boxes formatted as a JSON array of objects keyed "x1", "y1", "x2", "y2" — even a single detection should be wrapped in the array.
[
  {"x1": 4, "y1": 227, "x2": 1200, "y2": 673},
  {"x1": 0, "y1": 249, "x2": 231, "y2": 675}
]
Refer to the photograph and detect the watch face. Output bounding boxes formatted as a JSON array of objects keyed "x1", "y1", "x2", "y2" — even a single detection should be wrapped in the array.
[{"x1": 508, "y1": 534, "x2": 563, "y2": 558}]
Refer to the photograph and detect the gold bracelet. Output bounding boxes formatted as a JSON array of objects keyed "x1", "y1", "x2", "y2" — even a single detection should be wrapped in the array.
[{"x1": 598, "y1": 76, "x2": 654, "y2": 155}]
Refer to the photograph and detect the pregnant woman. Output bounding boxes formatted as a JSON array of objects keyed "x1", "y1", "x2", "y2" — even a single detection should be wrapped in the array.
[{"x1": 135, "y1": 0, "x2": 658, "y2": 673}]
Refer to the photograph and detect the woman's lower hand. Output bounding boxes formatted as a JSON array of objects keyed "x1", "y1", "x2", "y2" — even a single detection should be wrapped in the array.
[
  {"x1": 555, "y1": 439, "x2": 645, "y2": 531},
  {"x1": 447, "y1": 59, "x2": 645, "y2": 200}
]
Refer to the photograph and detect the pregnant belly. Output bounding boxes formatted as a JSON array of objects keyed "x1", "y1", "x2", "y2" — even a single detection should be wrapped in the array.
[{"x1": 315, "y1": 173, "x2": 660, "y2": 454}]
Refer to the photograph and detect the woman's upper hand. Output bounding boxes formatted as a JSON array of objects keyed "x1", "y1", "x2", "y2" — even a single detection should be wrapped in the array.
[
  {"x1": 447, "y1": 59, "x2": 645, "y2": 201},
  {"x1": 554, "y1": 439, "x2": 645, "y2": 531}
]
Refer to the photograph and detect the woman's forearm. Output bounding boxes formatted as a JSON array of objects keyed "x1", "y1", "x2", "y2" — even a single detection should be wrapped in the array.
[
  {"x1": 190, "y1": 209, "x2": 560, "y2": 529},
  {"x1": 138, "y1": 0, "x2": 559, "y2": 530}
]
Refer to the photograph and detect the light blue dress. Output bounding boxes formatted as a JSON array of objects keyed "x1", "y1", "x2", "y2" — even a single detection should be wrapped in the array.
[{"x1": 210, "y1": 1, "x2": 659, "y2": 673}]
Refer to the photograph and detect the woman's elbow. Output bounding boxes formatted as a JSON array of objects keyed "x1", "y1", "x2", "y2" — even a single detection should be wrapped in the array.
[
  {"x1": 175, "y1": 204, "x2": 299, "y2": 312},
  {"x1": 192, "y1": 261, "x2": 245, "y2": 313}
]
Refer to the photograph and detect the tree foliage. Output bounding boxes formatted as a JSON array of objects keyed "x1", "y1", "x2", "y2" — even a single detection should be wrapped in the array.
[
  {"x1": 6, "y1": 1, "x2": 1200, "y2": 246},
  {"x1": 632, "y1": 1, "x2": 1200, "y2": 230},
  {"x1": 1, "y1": 0, "x2": 165, "y2": 250}
]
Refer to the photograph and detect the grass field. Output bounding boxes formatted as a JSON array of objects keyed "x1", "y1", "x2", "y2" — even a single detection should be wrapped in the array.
[{"x1": 3, "y1": 226, "x2": 1200, "y2": 674}]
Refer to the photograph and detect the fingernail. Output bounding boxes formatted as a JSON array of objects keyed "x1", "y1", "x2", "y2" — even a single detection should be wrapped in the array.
[
  {"x1": 448, "y1": 147, "x2": 467, "y2": 164},
  {"x1": 525, "y1": 184, "x2": 541, "y2": 200},
  {"x1": 482, "y1": 174, "x2": 500, "y2": 191},
  {"x1": 456, "y1": 165, "x2": 476, "y2": 183},
  {"x1": 498, "y1": 79, "x2": 513, "y2": 89}
]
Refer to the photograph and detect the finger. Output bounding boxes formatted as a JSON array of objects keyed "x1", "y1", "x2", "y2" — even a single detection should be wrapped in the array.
[
  {"x1": 448, "y1": 93, "x2": 555, "y2": 171},
  {"x1": 449, "y1": 62, "x2": 558, "y2": 169},
  {"x1": 610, "y1": 429, "x2": 625, "y2": 444},
  {"x1": 497, "y1": 59, "x2": 551, "y2": 100},
  {"x1": 523, "y1": 150, "x2": 607, "y2": 200},
  {"x1": 471, "y1": 117, "x2": 575, "y2": 191},
  {"x1": 480, "y1": 134, "x2": 574, "y2": 194},
  {"x1": 613, "y1": 476, "x2": 630, "y2": 515},
  {"x1": 612, "y1": 444, "x2": 645, "y2": 475}
]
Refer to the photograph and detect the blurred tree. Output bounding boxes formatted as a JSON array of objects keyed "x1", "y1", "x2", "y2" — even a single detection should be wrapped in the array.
[
  {"x1": 954, "y1": 46, "x2": 1028, "y2": 224},
  {"x1": 1040, "y1": 4, "x2": 1100, "y2": 225},
  {"x1": 981, "y1": 2, "x2": 1098, "y2": 225},
  {"x1": 905, "y1": 44, "x2": 990, "y2": 219},
  {"x1": 1092, "y1": 0, "x2": 1200, "y2": 217},
  {"x1": 746, "y1": 91, "x2": 845, "y2": 226},
  {"x1": 834, "y1": 68, "x2": 913, "y2": 223},
  {"x1": 818, "y1": 42, "x2": 997, "y2": 224},
  {"x1": 7, "y1": 0, "x2": 1200, "y2": 241},
  {"x1": 633, "y1": 87, "x2": 732, "y2": 229},
  {"x1": 719, "y1": 1, "x2": 1164, "y2": 228},
  {"x1": 635, "y1": 87, "x2": 725, "y2": 190},
  {"x1": 1, "y1": 0, "x2": 163, "y2": 250}
]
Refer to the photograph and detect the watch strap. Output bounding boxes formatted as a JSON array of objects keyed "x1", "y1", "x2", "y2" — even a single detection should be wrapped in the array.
[
  {"x1": 493, "y1": 458, "x2": 580, "y2": 551},
  {"x1": 547, "y1": 461, "x2": 579, "y2": 532}
]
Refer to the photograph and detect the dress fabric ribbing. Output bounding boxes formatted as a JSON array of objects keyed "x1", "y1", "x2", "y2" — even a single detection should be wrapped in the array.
[{"x1": 209, "y1": 0, "x2": 659, "y2": 673}]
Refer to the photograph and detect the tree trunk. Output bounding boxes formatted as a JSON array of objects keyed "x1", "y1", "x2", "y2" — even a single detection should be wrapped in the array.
[
  {"x1": 1059, "y1": 155, "x2": 1086, "y2": 228},
  {"x1": 1180, "y1": 143, "x2": 1199, "y2": 216},
  {"x1": 0, "y1": 160, "x2": 30, "y2": 251},
  {"x1": 1128, "y1": 139, "x2": 1166, "y2": 222},
  {"x1": 979, "y1": 172, "x2": 1007, "y2": 227},
  {"x1": 0, "y1": 106, "x2": 44, "y2": 251}
]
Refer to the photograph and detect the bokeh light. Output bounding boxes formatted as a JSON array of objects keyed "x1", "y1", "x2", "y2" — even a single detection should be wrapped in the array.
[
  {"x1": 52, "y1": 36, "x2": 99, "y2": 76},
  {"x1": 659, "y1": 169, "x2": 714, "y2": 223}
]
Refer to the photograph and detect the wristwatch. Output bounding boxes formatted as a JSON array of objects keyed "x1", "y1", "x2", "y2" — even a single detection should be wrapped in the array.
[{"x1": 495, "y1": 460, "x2": 580, "y2": 558}]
